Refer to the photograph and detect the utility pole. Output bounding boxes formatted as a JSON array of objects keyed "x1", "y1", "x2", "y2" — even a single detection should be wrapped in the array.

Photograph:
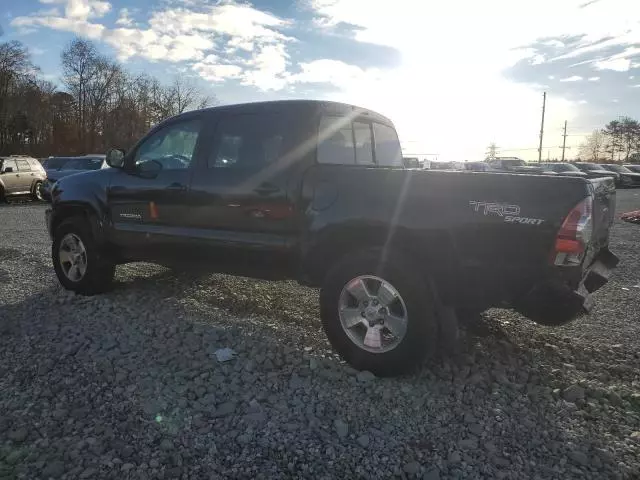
[
  {"x1": 485, "y1": 142, "x2": 499, "y2": 160},
  {"x1": 561, "y1": 120, "x2": 568, "y2": 162},
  {"x1": 538, "y1": 92, "x2": 546, "y2": 163}
]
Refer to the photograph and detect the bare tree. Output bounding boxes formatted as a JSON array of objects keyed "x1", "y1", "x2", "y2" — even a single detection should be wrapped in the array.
[
  {"x1": 0, "y1": 37, "x2": 216, "y2": 156},
  {"x1": 578, "y1": 130, "x2": 606, "y2": 163},
  {"x1": 61, "y1": 38, "x2": 100, "y2": 150}
]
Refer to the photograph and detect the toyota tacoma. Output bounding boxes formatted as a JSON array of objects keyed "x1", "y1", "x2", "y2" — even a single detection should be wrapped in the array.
[{"x1": 45, "y1": 100, "x2": 619, "y2": 376}]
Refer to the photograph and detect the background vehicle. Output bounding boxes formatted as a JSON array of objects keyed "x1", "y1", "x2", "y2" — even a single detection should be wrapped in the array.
[
  {"x1": 487, "y1": 157, "x2": 554, "y2": 175},
  {"x1": 402, "y1": 157, "x2": 422, "y2": 168},
  {"x1": 463, "y1": 161, "x2": 490, "y2": 172},
  {"x1": 572, "y1": 162, "x2": 619, "y2": 181},
  {"x1": 541, "y1": 163, "x2": 589, "y2": 178},
  {"x1": 430, "y1": 161, "x2": 462, "y2": 170},
  {"x1": 43, "y1": 156, "x2": 75, "y2": 173},
  {"x1": 0, "y1": 155, "x2": 46, "y2": 201},
  {"x1": 46, "y1": 100, "x2": 618, "y2": 376},
  {"x1": 624, "y1": 164, "x2": 640, "y2": 174},
  {"x1": 42, "y1": 155, "x2": 108, "y2": 201},
  {"x1": 600, "y1": 164, "x2": 640, "y2": 187}
]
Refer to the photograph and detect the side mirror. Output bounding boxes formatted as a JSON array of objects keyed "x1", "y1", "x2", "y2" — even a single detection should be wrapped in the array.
[
  {"x1": 106, "y1": 148, "x2": 126, "y2": 168},
  {"x1": 2, "y1": 166, "x2": 13, "y2": 173}
]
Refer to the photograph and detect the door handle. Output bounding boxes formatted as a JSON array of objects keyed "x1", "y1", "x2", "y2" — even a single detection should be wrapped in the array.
[
  {"x1": 254, "y1": 183, "x2": 280, "y2": 195},
  {"x1": 166, "y1": 183, "x2": 187, "y2": 192}
]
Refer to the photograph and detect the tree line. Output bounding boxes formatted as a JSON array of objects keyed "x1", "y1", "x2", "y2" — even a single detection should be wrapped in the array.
[
  {"x1": 578, "y1": 117, "x2": 640, "y2": 164},
  {"x1": 0, "y1": 37, "x2": 213, "y2": 157}
]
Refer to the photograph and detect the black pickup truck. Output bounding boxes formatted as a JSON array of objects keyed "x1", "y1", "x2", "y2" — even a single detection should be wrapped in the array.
[{"x1": 46, "y1": 100, "x2": 619, "y2": 376}]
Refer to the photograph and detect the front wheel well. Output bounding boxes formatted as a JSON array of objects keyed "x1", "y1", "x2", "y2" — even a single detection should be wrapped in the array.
[{"x1": 52, "y1": 207, "x2": 89, "y2": 234}]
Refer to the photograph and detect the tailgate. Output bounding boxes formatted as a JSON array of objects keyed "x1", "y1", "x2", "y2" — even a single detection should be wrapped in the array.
[{"x1": 588, "y1": 176, "x2": 616, "y2": 251}]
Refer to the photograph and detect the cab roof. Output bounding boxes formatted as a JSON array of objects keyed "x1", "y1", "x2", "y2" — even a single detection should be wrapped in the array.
[{"x1": 171, "y1": 100, "x2": 394, "y2": 127}]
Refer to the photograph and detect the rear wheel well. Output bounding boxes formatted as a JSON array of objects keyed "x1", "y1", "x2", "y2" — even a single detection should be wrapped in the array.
[
  {"x1": 31, "y1": 178, "x2": 42, "y2": 191},
  {"x1": 303, "y1": 228, "x2": 457, "y2": 304}
]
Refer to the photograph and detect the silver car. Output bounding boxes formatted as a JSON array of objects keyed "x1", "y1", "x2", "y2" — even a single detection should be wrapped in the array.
[{"x1": 0, "y1": 155, "x2": 47, "y2": 202}]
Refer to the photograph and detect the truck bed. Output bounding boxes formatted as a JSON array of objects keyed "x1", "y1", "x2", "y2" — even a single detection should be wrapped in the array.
[{"x1": 303, "y1": 167, "x2": 616, "y2": 311}]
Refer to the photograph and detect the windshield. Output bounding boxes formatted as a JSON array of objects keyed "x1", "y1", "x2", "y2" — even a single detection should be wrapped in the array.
[
  {"x1": 563, "y1": 164, "x2": 581, "y2": 172},
  {"x1": 604, "y1": 164, "x2": 632, "y2": 174},
  {"x1": 551, "y1": 163, "x2": 580, "y2": 172},
  {"x1": 579, "y1": 163, "x2": 602, "y2": 170},
  {"x1": 60, "y1": 157, "x2": 104, "y2": 170},
  {"x1": 44, "y1": 157, "x2": 73, "y2": 170},
  {"x1": 502, "y1": 159, "x2": 526, "y2": 167}
]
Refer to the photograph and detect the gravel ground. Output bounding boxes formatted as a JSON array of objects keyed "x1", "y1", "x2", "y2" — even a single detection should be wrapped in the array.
[{"x1": 1, "y1": 191, "x2": 639, "y2": 480}]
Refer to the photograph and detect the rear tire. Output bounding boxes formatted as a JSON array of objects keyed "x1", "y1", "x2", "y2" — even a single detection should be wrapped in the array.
[
  {"x1": 52, "y1": 217, "x2": 115, "y2": 295},
  {"x1": 32, "y1": 181, "x2": 44, "y2": 201},
  {"x1": 320, "y1": 249, "x2": 440, "y2": 377}
]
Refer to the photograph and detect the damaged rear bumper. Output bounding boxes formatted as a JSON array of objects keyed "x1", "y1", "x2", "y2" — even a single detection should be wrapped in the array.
[{"x1": 515, "y1": 248, "x2": 619, "y2": 325}]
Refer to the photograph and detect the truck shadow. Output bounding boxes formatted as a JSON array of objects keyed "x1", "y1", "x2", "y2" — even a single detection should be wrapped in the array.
[{"x1": 0, "y1": 268, "x2": 628, "y2": 479}]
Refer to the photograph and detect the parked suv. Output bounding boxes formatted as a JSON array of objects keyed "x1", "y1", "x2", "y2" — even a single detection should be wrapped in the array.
[
  {"x1": 46, "y1": 100, "x2": 618, "y2": 376},
  {"x1": 0, "y1": 155, "x2": 46, "y2": 202}
]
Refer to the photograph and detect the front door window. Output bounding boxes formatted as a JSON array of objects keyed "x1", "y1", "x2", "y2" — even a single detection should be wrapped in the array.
[{"x1": 134, "y1": 119, "x2": 201, "y2": 171}]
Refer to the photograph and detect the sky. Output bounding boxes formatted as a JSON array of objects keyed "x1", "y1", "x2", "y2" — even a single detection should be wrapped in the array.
[{"x1": 2, "y1": 0, "x2": 640, "y2": 161}]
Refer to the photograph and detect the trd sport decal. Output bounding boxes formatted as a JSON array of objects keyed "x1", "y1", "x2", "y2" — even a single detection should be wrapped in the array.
[{"x1": 469, "y1": 201, "x2": 544, "y2": 226}]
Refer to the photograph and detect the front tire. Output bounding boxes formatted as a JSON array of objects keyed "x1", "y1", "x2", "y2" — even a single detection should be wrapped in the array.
[
  {"x1": 320, "y1": 249, "x2": 439, "y2": 376},
  {"x1": 52, "y1": 217, "x2": 115, "y2": 295}
]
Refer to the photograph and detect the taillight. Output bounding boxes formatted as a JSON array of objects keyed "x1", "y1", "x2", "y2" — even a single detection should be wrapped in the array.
[{"x1": 553, "y1": 196, "x2": 593, "y2": 266}]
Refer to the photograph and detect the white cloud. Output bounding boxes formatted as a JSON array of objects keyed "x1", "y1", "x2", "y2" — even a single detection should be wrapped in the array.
[
  {"x1": 12, "y1": 0, "x2": 295, "y2": 91},
  {"x1": 193, "y1": 56, "x2": 243, "y2": 82},
  {"x1": 240, "y1": 43, "x2": 290, "y2": 90},
  {"x1": 35, "y1": 0, "x2": 110, "y2": 21},
  {"x1": 115, "y1": 8, "x2": 134, "y2": 27},
  {"x1": 594, "y1": 57, "x2": 631, "y2": 71},
  {"x1": 559, "y1": 76, "x2": 583, "y2": 82},
  {"x1": 588, "y1": 76, "x2": 600, "y2": 81},
  {"x1": 289, "y1": 59, "x2": 382, "y2": 88}
]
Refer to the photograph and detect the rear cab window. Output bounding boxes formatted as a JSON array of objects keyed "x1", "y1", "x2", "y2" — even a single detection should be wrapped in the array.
[{"x1": 317, "y1": 115, "x2": 402, "y2": 167}]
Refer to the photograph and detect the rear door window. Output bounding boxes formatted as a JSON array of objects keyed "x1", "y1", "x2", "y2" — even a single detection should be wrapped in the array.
[
  {"x1": 373, "y1": 123, "x2": 402, "y2": 167},
  {"x1": 209, "y1": 113, "x2": 287, "y2": 170},
  {"x1": 16, "y1": 159, "x2": 31, "y2": 171},
  {"x1": 317, "y1": 116, "x2": 355, "y2": 165}
]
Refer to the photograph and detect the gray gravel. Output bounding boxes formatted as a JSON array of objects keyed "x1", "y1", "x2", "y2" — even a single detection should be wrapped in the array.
[{"x1": 1, "y1": 191, "x2": 640, "y2": 479}]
